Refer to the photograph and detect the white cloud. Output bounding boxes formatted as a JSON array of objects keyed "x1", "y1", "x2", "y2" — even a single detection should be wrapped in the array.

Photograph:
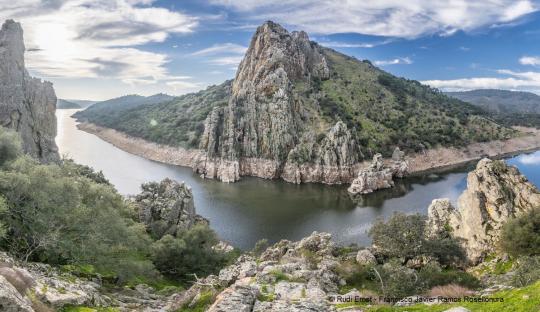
[
  {"x1": 209, "y1": 0, "x2": 537, "y2": 37},
  {"x1": 422, "y1": 68, "x2": 540, "y2": 93},
  {"x1": 315, "y1": 39, "x2": 394, "y2": 48},
  {"x1": 374, "y1": 57, "x2": 412, "y2": 66},
  {"x1": 517, "y1": 152, "x2": 540, "y2": 165},
  {"x1": 191, "y1": 43, "x2": 247, "y2": 56},
  {"x1": 0, "y1": 0, "x2": 198, "y2": 87},
  {"x1": 520, "y1": 56, "x2": 540, "y2": 66}
]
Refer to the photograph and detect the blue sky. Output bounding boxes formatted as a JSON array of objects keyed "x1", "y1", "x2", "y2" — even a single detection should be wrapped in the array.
[{"x1": 2, "y1": 0, "x2": 540, "y2": 100}]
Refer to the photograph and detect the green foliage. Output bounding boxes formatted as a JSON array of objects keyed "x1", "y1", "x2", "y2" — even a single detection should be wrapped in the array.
[
  {"x1": 75, "y1": 82, "x2": 231, "y2": 149},
  {"x1": 512, "y1": 256, "x2": 540, "y2": 287},
  {"x1": 151, "y1": 224, "x2": 226, "y2": 283},
  {"x1": 500, "y1": 208, "x2": 540, "y2": 257},
  {"x1": 0, "y1": 127, "x2": 22, "y2": 167},
  {"x1": 369, "y1": 213, "x2": 465, "y2": 266},
  {"x1": 0, "y1": 155, "x2": 156, "y2": 283},
  {"x1": 177, "y1": 290, "x2": 216, "y2": 312}
]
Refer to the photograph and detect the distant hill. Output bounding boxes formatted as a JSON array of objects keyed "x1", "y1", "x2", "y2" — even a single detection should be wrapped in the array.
[
  {"x1": 446, "y1": 89, "x2": 540, "y2": 128},
  {"x1": 74, "y1": 93, "x2": 175, "y2": 121},
  {"x1": 66, "y1": 99, "x2": 98, "y2": 109},
  {"x1": 57, "y1": 99, "x2": 81, "y2": 109},
  {"x1": 446, "y1": 89, "x2": 540, "y2": 114}
]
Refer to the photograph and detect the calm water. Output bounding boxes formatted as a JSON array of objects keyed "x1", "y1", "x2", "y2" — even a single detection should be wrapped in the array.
[{"x1": 56, "y1": 109, "x2": 540, "y2": 249}]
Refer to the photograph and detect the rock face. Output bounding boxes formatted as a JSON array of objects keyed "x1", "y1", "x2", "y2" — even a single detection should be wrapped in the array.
[
  {"x1": 347, "y1": 148, "x2": 408, "y2": 195},
  {"x1": 196, "y1": 21, "x2": 362, "y2": 184},
  {"x1": 427, "y1": 158, "x2": 540, "y2": 263},
  {"x1": 168, "y1": 232, "x2": 341, "y2": 312},
  {"x1": 0, "y1": 20, "x2": 59, "y2": 162},
  {"x1": 134, "y1": 178, "x2": 208, "y2": 238}
]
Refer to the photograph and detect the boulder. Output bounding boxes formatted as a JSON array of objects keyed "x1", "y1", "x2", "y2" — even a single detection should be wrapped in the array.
[
  {"x1": 356, "y1": 249, "x2": 377, "y2": 265},
  {"x1": 134, "y1": 178, "x2": 208, "y2": 238},
  {"x1": 0, "y1": 275, "x2": 33, "y2": 312}
]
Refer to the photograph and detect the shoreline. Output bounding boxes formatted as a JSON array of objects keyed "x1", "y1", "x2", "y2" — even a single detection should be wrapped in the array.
[{"x1": 77, "y1": 122, "x2": 540, "y2": 183}]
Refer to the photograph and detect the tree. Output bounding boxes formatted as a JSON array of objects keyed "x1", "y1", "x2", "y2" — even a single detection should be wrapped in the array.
[
  {"x1": 0, "y1": 127, "x2": 22, "y2": 167},
  {"x1": 500, "y1": 208, "x2": 540, "y2": 257},
  {"x1": 151, "y1": 224, "x2": 226, "y2": 282}
]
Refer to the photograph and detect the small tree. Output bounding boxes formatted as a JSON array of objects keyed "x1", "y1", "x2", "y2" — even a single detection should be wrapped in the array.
[
  {"x1": 500, "y1": 208, "x2": 540, "y2": 257},
  {"x1": 0, "y1": 127, "x2": 22, "y2": 167}
]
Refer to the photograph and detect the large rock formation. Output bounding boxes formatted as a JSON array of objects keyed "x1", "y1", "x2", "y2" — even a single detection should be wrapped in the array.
[
  {"x1": 167, "y1": 232, "x2": 342, "y2": 312},
  {"x1": 0, "y1": 20, "x2": 59, "y2": 163},
  {"x1": 196, "y1": 21, "x2": 362, "y2": 184},
  {"x1": 427, "y1": 158, "x2": 540, "y2": 263},
  {"x1": 347, "y1": 147, "x2": 408, "y2": 195},
  {"x1": 133, "y1": 178, "x2": 208, "y2": 238}
]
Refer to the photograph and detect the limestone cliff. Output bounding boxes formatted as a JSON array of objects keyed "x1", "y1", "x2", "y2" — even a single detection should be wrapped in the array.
[
  {"x1": 0, "y1": 20, "x2": 59, "y2": 163},
  {"x1": 427, "y1": 158, "x2": 540, "y2": 263},
  {"x1": 196, "y1": 21, "x2": 361, "y2": 183}
]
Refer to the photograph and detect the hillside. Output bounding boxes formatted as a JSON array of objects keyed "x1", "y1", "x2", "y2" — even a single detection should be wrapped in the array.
[
  {"x1": 66, "y1": 99, "x2": 97, "y2": 108},
  {"x1": 75, "y1": 21, "x2": 515, "y2": 183},
  {"x1": 74, "y1": 93, "x2": 174, "y2": 122},
  {"x1": 447, "y1": 89, "x2": 540, "y2": 128},
  {"x1": 57, "y1": 98, "x2": 80, "y2": 109}
]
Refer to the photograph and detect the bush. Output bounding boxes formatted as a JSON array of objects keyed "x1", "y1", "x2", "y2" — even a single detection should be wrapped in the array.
[
  {"x1": 512, "y1": 256, "x2": 540, "y2": 287},
  {"x1": 500, "y1": 208, "x2": 540, "y2": 257},
  {"x1": 151, "y1": 224, "x2": 226, "y2": 282},
  {"x1": 0, "y1": 155, "x2": 156, "y2": 283},
  {"x1": 369, "y1": 213, "x2": 465, "y2": 266},
  {"x1": 0, "y1": 128, "x2": 22, "y2": 167},
  {"x1": 375, "y1": 260, "x2": 421, "y2": 298}
]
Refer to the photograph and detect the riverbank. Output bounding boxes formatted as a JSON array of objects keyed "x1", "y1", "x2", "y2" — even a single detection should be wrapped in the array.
[{"x1": 78, "y1": 122, "x2": 540, "y2": 183}]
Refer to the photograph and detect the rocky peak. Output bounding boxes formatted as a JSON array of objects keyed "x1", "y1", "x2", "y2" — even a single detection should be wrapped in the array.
[
  {"x1": 0, "y1": 19, "x2": 59, "y2": 163},
  {"x1": 427, "y1": 158, "x2": 540, "y2": 263}
]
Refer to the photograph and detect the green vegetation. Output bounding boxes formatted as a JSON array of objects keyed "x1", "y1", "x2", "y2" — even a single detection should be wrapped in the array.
[
  {"x1": 500, "y1": 208, "x2": 540, "y2": 257},
  {"x1": 57, "y1": 99, "x2": 81, "y2": 109},
  {"x1": 75, "y1": 82, "x2": 231, "y2": 149},
  {"x1": 151, "y1": 224, "x2": 229, "y2": 283},
  {"x1": 0, "y1": 127, "x2": 230, "y2": 287},
  {"x1": 177, "y1": 290, "x2": 216, "y2": 312},
  {"x1": 369, "y1": 213, "x2": 465, "y2": 266}
]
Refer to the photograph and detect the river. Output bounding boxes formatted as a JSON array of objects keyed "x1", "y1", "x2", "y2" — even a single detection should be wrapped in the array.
[{"x1": 56, "y1": 109, "x2": 540, "y2": 250}]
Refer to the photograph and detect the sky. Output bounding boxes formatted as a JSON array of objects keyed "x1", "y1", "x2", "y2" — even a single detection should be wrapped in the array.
[{"x1": 2, "y1": 0, "x2": 540, "y2": 100}]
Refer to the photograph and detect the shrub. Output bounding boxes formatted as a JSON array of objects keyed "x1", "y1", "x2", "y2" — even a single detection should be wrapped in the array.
[
  {"x1": 151, "y1": 224, "x2": 226, "y2": 282},
  {"x1": 375, "y1": 260, "x2": 421, "y2": 298},
  {"x1": 428, "y1": 284, "x2": 474, "y2": 298},
  {"x1": 252, "y1": 239, "x2": 269, "y2": 256},
  {"x1": 369, "y1": 213, "x2": 465, "y2": 266},
  {"x1": 512, "y1": 256, "x2": 540, "y2": 287},
  {"x1": 500, "y1": 208, "x2": 540, "y2": 257},
  {"x1": 0, "y1": 127, "x2": 22, "y2": 167},
  {"x1": 0, "y1": 155, "x2": 156, "y2": 283}
]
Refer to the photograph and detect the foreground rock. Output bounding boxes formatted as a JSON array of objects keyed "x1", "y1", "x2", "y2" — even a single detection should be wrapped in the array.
[
  {"x1": 348, "y1": 148, "x2": 408, "y2": 195},
  {"x1": 133, "y1": 178, "x2": 208, "y2": 238},
  {"x1": 168, "y1": 232, "x2": 341, "y2": 312},
  {"x1": 427, "y1": 158, "x2": 540, "y2": 263},
  {"x1": 0, "y1": 20, "x2": 59, "y2": 162}
]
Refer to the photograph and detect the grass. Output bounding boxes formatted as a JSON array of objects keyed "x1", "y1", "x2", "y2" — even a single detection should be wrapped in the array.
[
  {"x1": 60, "y1": 307, "x2": 119, "y2": 312},
  {"x1": 177, "y1": 290, "x2": 215, "y2": 312},
  {"x1": 359, "y1": 280, "x2": 540, "y2": 312}
]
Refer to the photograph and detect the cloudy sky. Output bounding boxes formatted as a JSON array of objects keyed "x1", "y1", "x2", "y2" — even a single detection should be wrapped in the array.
[{"x1": 1, "y1": 0, "x2": 540, "y2": 100}]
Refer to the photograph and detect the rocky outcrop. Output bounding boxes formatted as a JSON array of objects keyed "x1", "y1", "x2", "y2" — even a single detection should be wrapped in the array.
[
  {"x1": 0, "y1": 252, "x2": 108, "y2": 311},
  {"x1": 0, "y1": 20, "x2": 59, "y2": 163},
  {"x1": 167, "y1": 232, "x2": 341, "y2": 312},
  {"x1": 196, "y1": 21, "x2": 365, "y2": 184},
  {"x1": 347, "y1": 148, "x2": 408, "y2": 195},
  {"x1": 133, "y1": 178, "x2": 208, "y2": 238},
  {"x1": 426, "y1": 158, "x2": 540, "y2": 263}
]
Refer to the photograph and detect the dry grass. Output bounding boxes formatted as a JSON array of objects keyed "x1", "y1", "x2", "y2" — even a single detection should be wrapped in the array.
[{"x1": 427, "y1": 283, "x2": 474, "y2": 298}]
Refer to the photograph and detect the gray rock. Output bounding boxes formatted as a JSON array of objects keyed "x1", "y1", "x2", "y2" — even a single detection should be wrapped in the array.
[
  {"x1": 427, "y1": 158, "x2": 540, "y2": 263},
  {"x1": 443, "y1": 307, "x2": 471, "y2": 312},
  {"x1": 207, "y1": 284, "x2": 258, "y2": 312},
  {"x1": 134, "y1": 178, "x2": 208, "y2": 238},
  {"x1": 0, "y1": 275, "x2": 33, "y2": 312},
  {"x1": 0, "y1": 20, "x2": 59, "y2": 163},
  {"x1": 356, "y1": 249, "x2": 376, "y2": 265}
]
